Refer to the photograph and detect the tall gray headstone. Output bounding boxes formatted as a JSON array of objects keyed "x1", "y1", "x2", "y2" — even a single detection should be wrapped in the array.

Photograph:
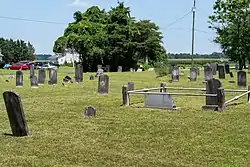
[
  {"x1": 225, "y1": 63, "x2": 230, "y2": 74},
  {"x1": 106, "y1": 65, "x2": 110, "y2": 72},
  {"x1": 237, "y1": 71, "x2": 246, "y2": 87},
  {"x1": 97, "y1": 65, "x2": 102, "y2": 70},
  {"x1": 38, "y1": 68, "x2": 46, "y2": 85},
  {"x1": 16, "y1": 71, "x2": 23, "y2": 88},
  {"x1": 218, "y1": 65, "x2": 225, "y2": 79},
  {"x1": 75, "y1": 64, "x2": 83, "y2": 83},
  {"x1": 98, "y1": 75, "x2": 109, "y2": 94},
  {"x1": 205, "y1": 78, "x2": 222, "y2": 105},
  {"x1": 190, "y1": 67, "x2": 197, "y2": 81},
  {"x1": 3, "y1": 91, "x2": 29, "y2": 136},
  {"x1": 29, "y1": 64, "x2": 35, "y2": 78},
  {"x1": 128, "y1": 82, "x2": 134, "y2": 91},
  {"x1": 171, "y1": 66, "x2": 179, "y2": 82},
  {"x1": 48, "y1": 69, "x2": 57, "y2": 85},
  {"x1": 211, "y1": 63, "x2": 217, "y2": 75},
  {"x1": 117, "y1": 66, "x2": 122, "y2": 72},
  {"x1": 248, "y1": 65, "x2": 250, "y2": 74},
  {"x1": 235, "y1": 64, "x2": 239, "y2": 72},
  {"x1": 204, "y1": 65, "x2": 213, "y2": 81},
  {"x1": 30, "y1": 76, "x2": 38, "y2": 88}
]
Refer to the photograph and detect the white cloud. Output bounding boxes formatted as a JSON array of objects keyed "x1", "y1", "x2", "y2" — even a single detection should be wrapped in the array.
[{"x1": 68, "y1": 0, "x2": 90, "y2": 7}]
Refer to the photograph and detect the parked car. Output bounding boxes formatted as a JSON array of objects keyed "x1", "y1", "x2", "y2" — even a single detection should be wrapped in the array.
[{"x1": 8, "y1": 63, "x2": 29, "y2": 70}]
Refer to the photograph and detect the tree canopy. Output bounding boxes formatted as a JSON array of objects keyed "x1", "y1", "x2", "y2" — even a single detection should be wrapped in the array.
[
  {"x1": 53, "y1": 2, "x2": 167, "y2": 72},
  {"x1": 0, "y1": 38, "x2": 35, "y2": 63},
  {"x1": 208, "y1": 0, "x2": 250, "y2": 69}
]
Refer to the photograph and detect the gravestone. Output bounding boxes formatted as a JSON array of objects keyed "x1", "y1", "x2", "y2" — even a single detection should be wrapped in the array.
[
  {"x1": 144, "y1": 94, "x2": 176, "y2": 110},
  {"x1": 211, "y1": 63, "x2": 217, "y2": 75},
  {"x1": 204, "y1": 65, "x2": 213, "y2": 81},
  {"x1": 16, "y1": 71, "x2": 23, "y2": 88},
  {"x1": 204, "y1": 78, "x2": 222, "y2": 107},
  {"x1": 218, "y1": 65, "x2": 225, "y2": 79},
  {"x1": 105, "y1": 65, "x2": 110, "y2": 72},
  {"x1": 117, "y1": 66, "x2": 122, "y2": 72},
  {"x1": 235, "y1": 64, "x2": 239, "y2": 71},
  {"x1": 98, "y1": 75, "x2": 109, "y2": 94},
  {"x1": 248, "y1": 65, "x2": 250, "y2": 74},
  {"x1": 96, "y1": 69, "x2": 104, "y2": 77},
  {"x1": 83, "y1": 106, "x2": 96, "y2": 117},
  {"x1": 48, "y1": 69, "x2": 57, "y2": 85},
  {"x1": 97, "y1": 65, "x2": 102, "y2": 70},
  {"x1": 38, "y1": 68, "x2": 46, "y2": 85},
  {"x1": 130, "y1": 68, "x2": 134, "y2": 72},
  {"x1": 29, "y1": 64, "x2": 35, "y2": 78},
  {"x1": 30, "y1": 76, "x2": 38, "y2": 88},
  {"x1": 3, "y1": 91, "x2": 29, "y2": 136},
  {"x1": 128, "y1": 82, "x2": 134, "y2": 91},
  {"x1": 190, "y1": 67, "x2": 197, "y2": 81},
  {"x1": 171, "y1": 66, "x2": 179, "y2": 82},
  {"x1": 237, "y1": 71, "x2": 246, "y2": 87},
  {"x1": 75, "y1": 64, "x2": 83, "y2": 83},
  {"x1": 225, "y1": 63, "x2": 230, "y2": 74},
  {"x1": 89, "y1": 75, "x2": 94, "y2": 80}
]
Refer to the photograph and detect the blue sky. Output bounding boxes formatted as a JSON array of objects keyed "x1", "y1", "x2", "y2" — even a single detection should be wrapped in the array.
[{"x1": 0, "y1": 0, "x2": 221, "y2": 54}]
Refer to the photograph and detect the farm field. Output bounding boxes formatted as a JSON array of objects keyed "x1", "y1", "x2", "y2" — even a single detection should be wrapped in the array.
[{"x1": 0, "y1": 67, "x2": 249, "y2": 167}]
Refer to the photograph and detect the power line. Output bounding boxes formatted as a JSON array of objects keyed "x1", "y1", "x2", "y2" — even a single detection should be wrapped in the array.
[
  {"x1": 165, "y1": 10, "x2": 193, "y2": 28},
  {"x1": 0, "y1": 15, "x2": 67, "y2": 25}
]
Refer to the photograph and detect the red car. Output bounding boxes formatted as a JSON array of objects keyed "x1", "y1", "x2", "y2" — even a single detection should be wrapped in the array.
[{"x1": 8, "y1": 63, "x2": 30, "y2": 70}]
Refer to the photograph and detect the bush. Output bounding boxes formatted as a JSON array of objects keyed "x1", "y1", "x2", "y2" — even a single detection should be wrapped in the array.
[{"x1": 154, "y1": 62, "x2": 170, "y2": 77}]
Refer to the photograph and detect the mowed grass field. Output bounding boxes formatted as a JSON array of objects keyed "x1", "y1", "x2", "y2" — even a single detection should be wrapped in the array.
[{"x1": 0, "y1": 67, "x2": 249, "y2": 167}]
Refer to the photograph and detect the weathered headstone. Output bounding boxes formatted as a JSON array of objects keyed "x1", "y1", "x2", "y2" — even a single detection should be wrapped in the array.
[
  {"x1": 190, "y1": 67, "x2": 197, "y2": 81},
  {"x1": 83, "y1": 106, "x2": 96, "y2": 117},
  {"x1": 29, "y1": 64, "x2": 35, "y2": 78},
  {"x1": 98, "y1": 75, "x2": 109, "y2": 94},
  {"x1": 225, "y1": 63, "x2": 230, "y2": 74},
  {"x1": 105, "y1": 65, "x2": 110, "y2": 72},
  {"x1": 75, "y1": 64, "x2": 83, "y2": 83},
  {"x1": 117, "y1": 66, "x2": 122, "y2": 72},
  {"x1": 237, "y1": 71, "x2": 246, "y2": 87},
  {"x1": 203, "y1": 78, "x2": 222, "y2": 108},
  {"x1": 235, "y1": 64, "x2": 239, "y2": 72},
  {"x1": 16, "y1": 71, "x2": 23, "y2": 88},
  {"x1": 248, "y1": 65, "x2": 250, "y2": 74},
  {"x1": 89, "y1": 75, "x2": 94, "y2": 80},
  {"x1": 96, "y1": 69, "x2": 104, "y2": 77},
  {"x1": 3, "y1": 91, "x2": 29, "y2": 136},
  {"x1": 211, "y1": 63, "x2": 217, "y2": 75},
  {"x1": 30, "y1": 76, "x2": 38, "y2": 88},
  {"x1": 38, "y1": 68, "x2": 46, "y2": 85},
  {"x1": 97, "y1": 65, "x2": 102, "y2": 70},
  {"x1": 48, "y1": 69, "x2": 57, "y2": 85},
  {"x1": 128, "y1": 82, "x2": 134, "y2": 91},
  {"x1": 171, "y1": 66, "x2": 179, "y2": 82},
  {"x1": 130, "y1": 68, "x2": 134, "y2": 72},
  {"x1": 218, "y1": 65, "x2": 225, "y2": 79},
  {"x1": 204, "y1": 65, "x2": 213, "y2": 81}
]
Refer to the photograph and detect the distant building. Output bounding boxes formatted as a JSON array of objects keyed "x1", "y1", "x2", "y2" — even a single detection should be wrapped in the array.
[{"x1": 48, "y1": 51, "x2": 80, "y2": 65}]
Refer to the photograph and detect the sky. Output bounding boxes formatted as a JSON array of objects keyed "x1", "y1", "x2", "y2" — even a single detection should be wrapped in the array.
[{"x1": 0, "y1": 0, "x2": 221, "y2": 54}]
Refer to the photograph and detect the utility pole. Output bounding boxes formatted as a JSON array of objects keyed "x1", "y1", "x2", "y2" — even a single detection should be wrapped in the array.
[{"x1": 191, "y1": 0, "x2": 196, "y2": 66}]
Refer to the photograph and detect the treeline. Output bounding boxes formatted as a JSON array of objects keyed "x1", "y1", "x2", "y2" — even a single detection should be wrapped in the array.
[
  {"x1": 53, "y1": 2, "x2": 167, "y2": 72},
  {"x1": 0, "y1": 38, "x2": 35, "y2": 63},
  {"x1": 168, "y1": 52, "x2": 227, "y2": 59}
]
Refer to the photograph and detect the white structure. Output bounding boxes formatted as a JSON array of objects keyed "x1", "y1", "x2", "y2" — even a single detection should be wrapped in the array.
[
  {"x1": 0, "y1": 49, "x2": 3, "y2": 62},
  {"x1": 49, "y1": 51, "x2": 80, "y2": 65}
]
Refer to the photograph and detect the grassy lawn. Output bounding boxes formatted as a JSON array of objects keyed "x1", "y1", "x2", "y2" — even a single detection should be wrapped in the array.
[{"x1": 0, "y1": 67, "x2": 249, "y2": 167}]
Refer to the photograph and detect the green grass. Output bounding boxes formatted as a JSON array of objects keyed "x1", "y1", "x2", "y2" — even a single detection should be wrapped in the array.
[{"x1": 0, "y1": 67, "x2": 249, "y2": 167}]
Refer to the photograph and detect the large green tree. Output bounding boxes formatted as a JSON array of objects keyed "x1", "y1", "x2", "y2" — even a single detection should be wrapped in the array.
[
  {"x1": 53, "y1": 2, "x2": 167, "y2": 72},
  {"x1": 0, "y1": 38, "x2": 35, "y2": 63},
  {"x1": 208, "y1": 0, "x2": 250, "y2": 69}
]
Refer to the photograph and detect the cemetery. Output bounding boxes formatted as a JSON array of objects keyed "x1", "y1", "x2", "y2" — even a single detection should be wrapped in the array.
[{"x1": 0, "y1": 63, "x2": 250, "y2": 166}]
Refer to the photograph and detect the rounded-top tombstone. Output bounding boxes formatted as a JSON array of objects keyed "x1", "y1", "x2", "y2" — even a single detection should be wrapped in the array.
[{"x1": 16, "y1": 70, "x2": 23, "y2": 88}]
